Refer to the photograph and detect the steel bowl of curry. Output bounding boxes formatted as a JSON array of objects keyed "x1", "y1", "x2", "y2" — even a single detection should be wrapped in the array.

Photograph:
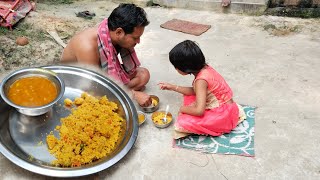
[{"x1": 0, "y1": 67, "x2": 65, "y2": 116}]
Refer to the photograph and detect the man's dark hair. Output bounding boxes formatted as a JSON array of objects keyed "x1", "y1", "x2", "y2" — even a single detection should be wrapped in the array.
[
  {"x1": 169, "y1": 40, "x2": 206, "y2": 74},
  {"x1": 108, "y1": 3, "x2": 149, "y2": 34}
]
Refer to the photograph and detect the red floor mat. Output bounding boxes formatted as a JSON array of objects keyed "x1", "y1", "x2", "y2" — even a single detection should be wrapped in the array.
[{"x1": 160, "y1": 19, "x2": 211, "y2": 36}]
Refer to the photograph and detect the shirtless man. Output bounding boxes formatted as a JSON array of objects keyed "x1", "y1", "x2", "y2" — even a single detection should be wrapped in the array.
[{"x1": 61, "y1": 3, "x2": 151, "y2": 106}]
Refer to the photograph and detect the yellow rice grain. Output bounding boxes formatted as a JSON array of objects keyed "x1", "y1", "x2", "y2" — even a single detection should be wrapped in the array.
[
  {"x1": 64, "y1": 98, "x2": 73, "y2": 106},
  {"x1": 151, "y1": 98, "x2": 158, "y2": 107},
  {"x1": 74, "y1": 97, "x2": 84, "y2": 105}
]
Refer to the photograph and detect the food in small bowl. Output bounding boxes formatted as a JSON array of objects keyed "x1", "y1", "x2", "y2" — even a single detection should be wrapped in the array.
[
  {"x1": 137, "y1": 111, "x2": 146, "y2": 126},
  {"x1": 151, "y1": 111, "x2": 173, "y2": 128},
  {"x1": 0, "y1": 67, "x2": 65, "y2": 116},
  {"x1": 139, "y1": 95, "x2": 159, "y2": 113}
]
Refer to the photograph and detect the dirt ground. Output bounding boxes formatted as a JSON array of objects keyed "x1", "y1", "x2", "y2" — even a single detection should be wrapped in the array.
[
  {"x1": 0, "y1": 0, "x2": 116, "y2": 72},
  {"x1": 0, "y1": 0, "x2": 320, "y2": 74}
]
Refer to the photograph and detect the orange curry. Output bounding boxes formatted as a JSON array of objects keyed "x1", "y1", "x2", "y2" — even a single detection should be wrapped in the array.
[{"x1": 8, "y1": 76, "x2": 58, "y2": 107}]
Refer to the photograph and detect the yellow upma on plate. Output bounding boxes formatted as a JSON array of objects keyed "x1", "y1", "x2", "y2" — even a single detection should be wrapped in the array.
[{"x1": 46, "y1": 92, "x2": 125, "y2": 167}]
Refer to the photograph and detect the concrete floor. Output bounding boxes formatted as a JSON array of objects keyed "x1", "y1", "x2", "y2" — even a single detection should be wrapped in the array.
[{"x1": 1, "y1": 3, "x2": 320, "y2": 180}]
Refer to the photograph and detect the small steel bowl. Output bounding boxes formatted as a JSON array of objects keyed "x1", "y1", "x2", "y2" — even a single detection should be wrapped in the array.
[
  {"x1": 0, "y1": 67, "x2": 65, "y2": 116},
  {"x1": 151, "y1": 111, "x2": 173, "y2": 128},
  {"x1": 137, "y1": 111, "x2": 147, "y2": 126},
  {"x1": 139, "y1": 95, "x2": 159, "y2": 113}
]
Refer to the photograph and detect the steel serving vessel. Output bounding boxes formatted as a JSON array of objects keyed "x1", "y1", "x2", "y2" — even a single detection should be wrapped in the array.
[
  {"x1": 151, "y1": 111, "x2": 173, "y2": 128},
  {"x1": 0, "y1": 67, "x2": 65, "y2": 116},
  {"x1": 0, "y1": 65, "x2": 139, "y2": 177}
]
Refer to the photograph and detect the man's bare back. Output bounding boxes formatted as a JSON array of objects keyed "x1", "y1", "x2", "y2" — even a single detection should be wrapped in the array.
[{"x1": 61, "y1": 27, "x2": 100, "y2": 66}]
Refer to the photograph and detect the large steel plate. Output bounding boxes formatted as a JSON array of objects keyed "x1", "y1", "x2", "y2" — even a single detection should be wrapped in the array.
[{"x1": 0, "y1": 65, "x2": 139, "y2": 177}]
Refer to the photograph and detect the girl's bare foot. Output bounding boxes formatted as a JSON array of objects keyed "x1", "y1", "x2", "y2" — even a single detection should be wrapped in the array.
[{"x1": 221, "y1": 0, "x2": 231, "y2": 7}]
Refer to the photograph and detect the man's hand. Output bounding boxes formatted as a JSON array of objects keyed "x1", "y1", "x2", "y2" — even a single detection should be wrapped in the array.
[{"x1": 132, "y1": 90, "x2": 151, "y2": 107}]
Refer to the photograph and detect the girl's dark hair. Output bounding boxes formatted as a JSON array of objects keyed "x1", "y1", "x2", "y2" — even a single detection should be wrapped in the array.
[
  {"x1": 108, "y1": 3, "x2": 150, "y2": 34},
  {"x1": 169, "y1": 40, "x2": 206, "y2": 74}
]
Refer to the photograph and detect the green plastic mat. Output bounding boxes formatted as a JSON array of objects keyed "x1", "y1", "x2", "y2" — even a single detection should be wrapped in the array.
[{"x1": 174, "y1": 106, "x2": 256, "y2": 156}]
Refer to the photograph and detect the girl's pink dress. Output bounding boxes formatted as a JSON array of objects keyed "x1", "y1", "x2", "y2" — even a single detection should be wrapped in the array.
[{"x1": 175, "y1": 65, "x2": 239, "y2": 136}]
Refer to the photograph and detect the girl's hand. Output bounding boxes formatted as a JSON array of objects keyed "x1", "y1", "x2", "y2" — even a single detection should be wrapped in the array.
[{"x1": 158, "y1": 82, "x2": 175, "y2": 91}]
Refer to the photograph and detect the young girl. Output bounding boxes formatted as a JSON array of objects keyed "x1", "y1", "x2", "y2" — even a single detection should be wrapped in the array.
[{"x1": 158, "y1": 40, "x2": 245, "y2": 138}]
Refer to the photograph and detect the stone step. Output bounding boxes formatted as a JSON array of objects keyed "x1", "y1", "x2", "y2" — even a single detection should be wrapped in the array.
[
  {"x1": 152, "y1": 0, "x2": 268, "y2": 14},
  {"x1": 112, "y1": 0, "x2": 268, "y2": 14}
]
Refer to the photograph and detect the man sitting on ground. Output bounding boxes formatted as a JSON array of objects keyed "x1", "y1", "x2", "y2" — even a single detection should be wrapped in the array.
[{"x1": 61, "y1": 3, "x2": 151, "y2": 106}]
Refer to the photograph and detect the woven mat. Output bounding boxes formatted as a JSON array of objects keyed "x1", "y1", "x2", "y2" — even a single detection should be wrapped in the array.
[
  {"x1": 173, "y1": 106, "x2": 256, "y2": 157},
  {"x1": 160, "y1": 19, "x2": 211, "y2": 36}
]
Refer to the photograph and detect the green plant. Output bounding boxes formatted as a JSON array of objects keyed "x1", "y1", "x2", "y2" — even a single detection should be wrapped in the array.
[{"x1": 1, "y1": 22, "x2": 48, "y2": 41}]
